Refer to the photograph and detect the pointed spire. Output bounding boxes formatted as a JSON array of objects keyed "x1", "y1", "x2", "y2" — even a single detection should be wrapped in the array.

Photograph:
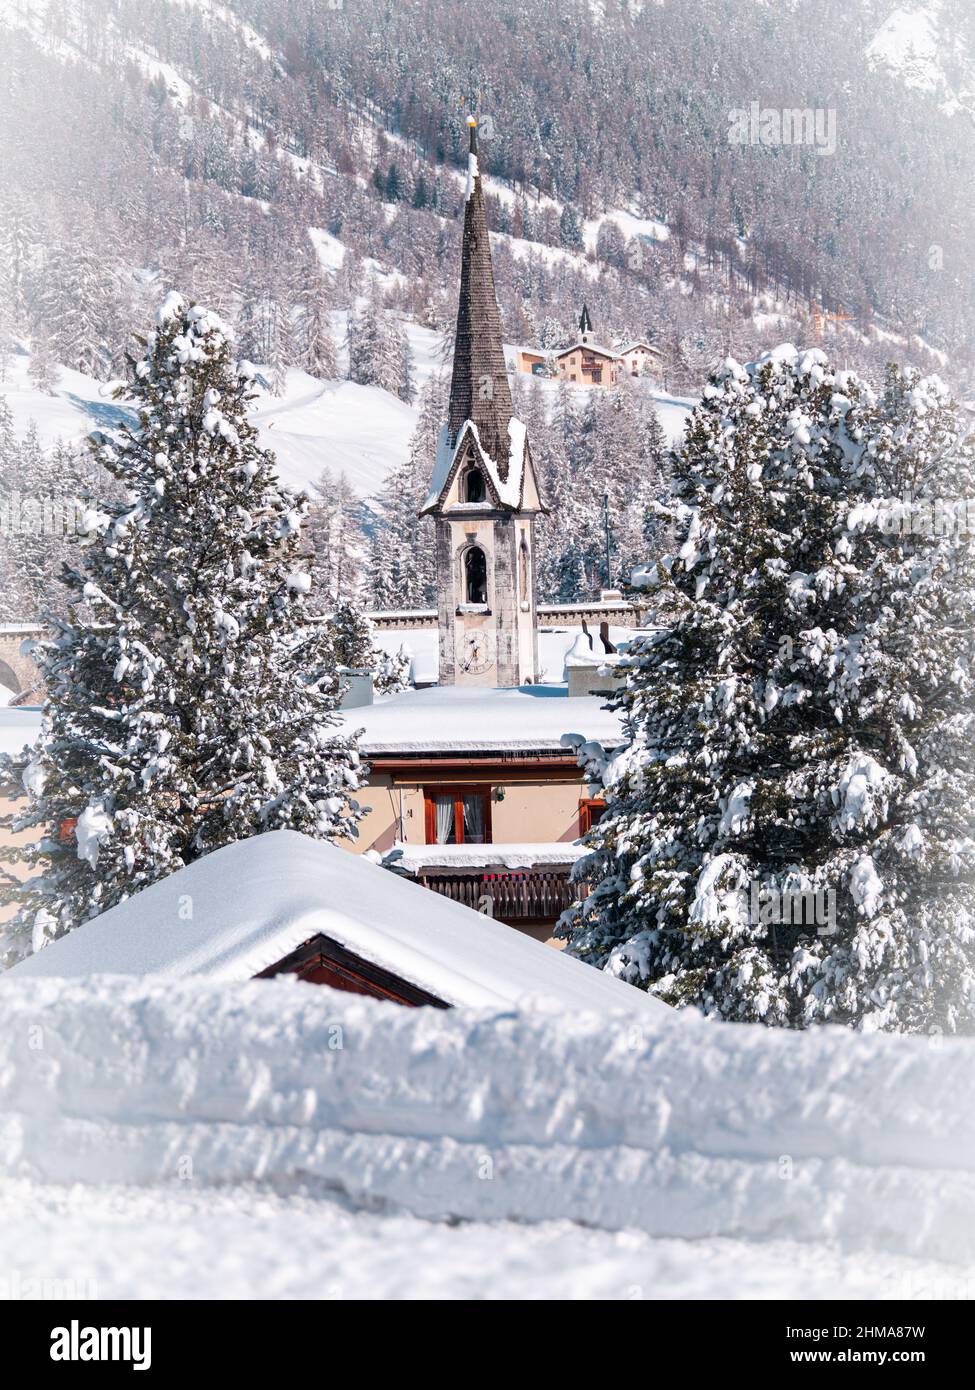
[
  {"x1": 579, "y1": 302, "x2": 593, "y2": 339},
  {"x1": 447, "y1": 114, "x2": 514, "y2": 477}
]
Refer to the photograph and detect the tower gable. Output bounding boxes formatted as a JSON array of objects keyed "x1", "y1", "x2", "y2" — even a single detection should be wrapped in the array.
[{"x1": 421, "y1": 419, "x2": 546, "y2": 517}]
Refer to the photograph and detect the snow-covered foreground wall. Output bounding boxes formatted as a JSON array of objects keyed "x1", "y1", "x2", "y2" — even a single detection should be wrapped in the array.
[{"x1": 2, "y1": 976, "x2": 974, "y2": 1271}]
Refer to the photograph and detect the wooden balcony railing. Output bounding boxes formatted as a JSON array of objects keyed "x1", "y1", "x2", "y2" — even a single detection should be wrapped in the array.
[{"x1": 416, "y1": 869, "x2": 580, "y2": 923}]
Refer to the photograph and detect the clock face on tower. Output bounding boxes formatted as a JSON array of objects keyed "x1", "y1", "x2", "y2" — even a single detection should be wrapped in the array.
[{"x1": 460, "y1": 630, "x2": 495, "y2": 674}]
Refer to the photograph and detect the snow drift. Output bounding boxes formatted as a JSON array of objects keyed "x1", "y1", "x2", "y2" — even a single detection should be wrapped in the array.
[{"x1": 1, "y1": 975, "x2": 974, "y2": 1266}]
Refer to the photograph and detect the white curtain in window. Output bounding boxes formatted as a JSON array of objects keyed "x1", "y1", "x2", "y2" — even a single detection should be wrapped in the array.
[
  {"x1": 435, "y1": 794, "x2": 454, "y2": 844},
  {"x1": 463, "y1": 794, "x2": 485, "y2": 844}
]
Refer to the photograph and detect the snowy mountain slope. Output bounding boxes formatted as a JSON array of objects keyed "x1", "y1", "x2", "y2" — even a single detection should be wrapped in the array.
[
  {"x1": 250, "y1": 371, "x2": 417, "y2": 499},
  {"x1": 5, "y1": 0, "x2": 969, "y2": 404},
  {"x1": 1, "y1": 974, "x2": 973, "y2": 1297},
  {"x1": 0, "y1": 330, "x2": 692, "y2": 502},
  {"x1": 867, "y1": 3, "x2": 975, "y2": 115}
]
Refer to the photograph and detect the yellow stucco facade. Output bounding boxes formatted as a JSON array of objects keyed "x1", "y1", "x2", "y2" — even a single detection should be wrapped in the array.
[{"x1": 345, "y1": 766, "x2": 588, "y2": 856}]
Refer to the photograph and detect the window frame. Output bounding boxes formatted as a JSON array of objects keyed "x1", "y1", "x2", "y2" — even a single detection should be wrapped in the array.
[
  {"x1": 579, "y1": 798, "x2": 607, "y2": 834},
  {"x1": 424, "y1": 785, "x2": 493, "y2": 846}
]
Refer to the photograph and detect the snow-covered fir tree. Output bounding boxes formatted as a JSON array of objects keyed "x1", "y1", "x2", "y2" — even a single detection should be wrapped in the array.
[
  {"x1": 0, "y1": 411, "x2": 100, "y2": 623},
  {"x1": 586, "y1": 378, "x2": 668, "y2": 588},
  {"x1": 0, "y1": 395, "x2": 23, "y2": 619},
  {"x1": 28, "y1": 323, "x2": 59, "y2": 394},
  {"x1": 369, "y1": 374, "x2": 445, "y2": 610},
  {"x1": 328, "y1": 599, "x2": 373, "y2": 668},
  {"x1": 523, "y1": 376, "x2": 668, "y2": 602},
  {"x1": 347, "y1": 281, "x2": 413, "y2": 403},
  {"x1": 36, "y1": 244, "x2": 130, "y2": 382},
  {"x1": 305, "y1": 466, "x2": 367, "y2": 609},
  {"x1": 0, "y1": 294, "x2": 362, "y2": 967},
  {"x1": 325, "y1": 600, "x2": 409, "y2": 694},
  {"x1": 560, "y1": 348, "x2": 975, "y2": 1033},
  {"x1": 301, "y1": 275, "x2": 337, "y2": 380},
  {"x1": 238, "y1": 284, "x2": 291, "y2": 395}
]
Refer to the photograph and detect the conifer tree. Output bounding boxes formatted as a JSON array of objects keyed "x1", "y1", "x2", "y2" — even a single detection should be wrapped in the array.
[
  {"x1": 369, "y1": 374, "x2": 444, "y2": 610},
  {"x1": 560, "y1": 349, "x2": 975, "y2": 1033},
  {"x1": 29, "y1": 324, "x2": 59, "y2": 394},
  {"x1": 348, "y1": 282, "x2": 413, "y2": 402},
  {"x1": 305, "y1": 466, "x2": 366, "y2": 609},
  {"x1": 0, "y1": 294, "x2": 362, "y2": 967},
  {"x1": 328, "y1": 600, "x2": 373, "y2": 668},
  {"x1": 302, "y1": 277, "x2": 337, "y2": 380},
  {"x1": 0, "y1": 395, "x2": 24, "y2": 621}
]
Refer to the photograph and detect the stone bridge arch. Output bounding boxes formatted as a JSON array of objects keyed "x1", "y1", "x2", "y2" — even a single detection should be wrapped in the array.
[{"x1": 0, "y1": 626, "x2": 45, "y2": 701}]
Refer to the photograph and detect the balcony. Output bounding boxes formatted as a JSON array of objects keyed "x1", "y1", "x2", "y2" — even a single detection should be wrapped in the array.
[
  {"x1": 419, "y1": 867, "x2": 579, "y2": 924},
  {"x1": 385, "y1": 843, "x2": 585, "y2": 933}
]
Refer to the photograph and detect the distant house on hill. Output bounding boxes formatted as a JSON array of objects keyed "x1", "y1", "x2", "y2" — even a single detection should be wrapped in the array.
[
  {"x1": 510, "y1": 345, "x2": 549, "y2": 376},
  {"x1": 508, "y1": 305, "x2": 662, "y2": 387},
  {"x1": 616, "y1": 339, "x2": 663, "y2": 378},
  {"x1": 555, "y1": 341, "x2": 620, "y2": 386}
]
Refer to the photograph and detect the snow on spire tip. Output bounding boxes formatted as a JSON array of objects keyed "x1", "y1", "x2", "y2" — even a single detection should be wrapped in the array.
[{"x1": 465, "y1": 115, "x2": 479, "y2": 197}]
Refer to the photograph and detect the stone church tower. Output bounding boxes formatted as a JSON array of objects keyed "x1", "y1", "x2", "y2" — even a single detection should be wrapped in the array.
[{"x1": 421, "y1": 117, "x2": 546, "y2": 688}]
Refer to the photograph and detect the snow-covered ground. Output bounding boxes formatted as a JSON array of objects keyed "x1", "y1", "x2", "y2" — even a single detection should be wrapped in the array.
[
  {"x1": 5, "y1": 1180, "x2": 970, "y2": 1301},
  {"x1": 867, "y1": 3, "x2": 974, "y2": 116},
  {"x1": 372, "y1": 620, "x2": 641, "y2": 686},
  {"x1": 1, "y1": 974, "x2": 973, "y2": 1299}
]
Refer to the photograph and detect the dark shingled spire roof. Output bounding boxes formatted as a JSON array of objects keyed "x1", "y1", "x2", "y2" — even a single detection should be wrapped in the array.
[
  {"x1": 447, "y1": 116, "x2": 515, "y2": 477},
  {"x1": 579, "y1": 302, "x2": 593, "y2": 336}
]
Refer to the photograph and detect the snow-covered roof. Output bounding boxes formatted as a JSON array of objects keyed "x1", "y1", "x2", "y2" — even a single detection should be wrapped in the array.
[
  {"x1": 506, "y1": 343, "x2": 548, "y2": 358},
  {"x1": 420, "y1": 418, "x2": 528, "y2": 514},
  {"x1": 339, "y1": 684, "x2": 623, "y2": 754},
  {"x1": 0, "y1": 672, "x2": 625, "y2": 766},
  {"x1": 385, "y1": 841, "x2": 586, "y2": 872},
  {"x1": 8, "y1": 830, "x2": 665, "y2": 1016},
  {"x1": 564, "y1": 630, "x2": 623, "y2": 669},
  {"x1": 617, "y1": 340, "x2": 662, "y2": 356},
  {"x1": 556, "y1": 340, "x2": 620, "y2": 360}
]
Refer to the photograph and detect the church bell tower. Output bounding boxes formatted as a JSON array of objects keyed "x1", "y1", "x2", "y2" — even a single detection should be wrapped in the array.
[{"x1": 421, "y1": 116, "x2": 546, "y2": 688}]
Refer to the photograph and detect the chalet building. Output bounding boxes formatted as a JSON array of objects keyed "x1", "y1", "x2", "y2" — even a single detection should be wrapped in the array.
[
  {"x1": 8, "y1": 830, "x2": 668, "y2": 1019},
  {"x1": 554, "y1": 339, "x2": 620, "y2": 387},
  {"x1": 510, "y1": 345, "x2": 548, "y2": 376},
  {"x1": 337, "y1": 679, "x2": 622, "y2": 941},
  {"x1": 617, "y1": 339, "x2": 663, "y2": 378}
]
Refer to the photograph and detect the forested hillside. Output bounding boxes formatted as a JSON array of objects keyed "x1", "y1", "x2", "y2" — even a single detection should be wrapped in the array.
[
  {"x1": 1, "y1": 0, "x2": 972, "y2": 393},
  {"x1": 1, "y1": 0, "x2": 973, "y2": 627}
]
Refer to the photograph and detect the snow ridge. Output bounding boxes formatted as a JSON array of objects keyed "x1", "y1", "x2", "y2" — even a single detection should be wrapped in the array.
[{"x1": 2, "y1": 976, "x2": 974, "y2": 1266}]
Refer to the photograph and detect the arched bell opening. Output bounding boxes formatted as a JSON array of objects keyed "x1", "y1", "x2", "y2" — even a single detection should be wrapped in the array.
[
  {"x1": 463, "y1": 545, "x2": 488, "y2": 605},
  {"x1": 463, "y1": 466, "x2": 486, "y2": 504}
]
